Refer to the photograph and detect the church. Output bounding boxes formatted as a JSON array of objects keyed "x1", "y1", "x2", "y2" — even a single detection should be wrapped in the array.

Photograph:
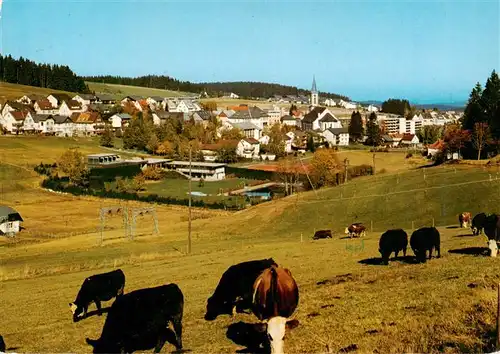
[{"x1": 300, "y1": 76, "x2": 350, "y2": 146}]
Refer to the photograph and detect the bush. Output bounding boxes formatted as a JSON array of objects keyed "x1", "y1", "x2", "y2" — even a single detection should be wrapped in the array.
[
  {"x1": 141, "y1": 166, "x2": 164, "y2": 181},
  {"x1": 406, "y1": 153, "x2": 413, "y2": 159}
]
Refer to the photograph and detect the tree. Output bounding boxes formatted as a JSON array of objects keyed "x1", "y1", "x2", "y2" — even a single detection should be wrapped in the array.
[
  {"x1": 58, "y1": 148, "x2": 87, "y2": 186},
  {"x1": 216, "y1": 142, "x2": 239, "y2": 163},
  {"x1": 201, "y1": 101, "x2": 218, "y2": 111},
  {"x1": 381, "y1": 98, "x2": 411, "y2": 116},
  {"x1": 443, "y1": 124, "x2": 471, "y2": 158},
  {"x1": 100, "y1": 125, "x2": 114, "y2": 147},
  {"x1": 289, "y1": 104, "x2": 298, "y2": 116},
  {"x1": 306, "y1": 135, "x2": 316, "y2": 152},
  {"x1": 481, "y1": 70, "x2": 500, "y2": 138},
  {"x1": 132, "y1": 174, "x2": 146, "y2": 191},
  {"x1": 348, "y1": 111, "x2": 364, "y2": 142},
  {"x1": 462, "y1": 82, "x2": 484, "y2": 130},
  {"x1": 472, "y1": 122, "x2": 490, "y2": 160},
  {"x1": 365, "y1": 112, "x2": 381, "y2": 146},
  {"x1": 276, "y1": 159, "x2": 301, "y2": 196},
  {"x1": 220, "y1": 127, "x2": 244, "y2": 140},
  {"x1": 309, "y1": 149, "x2": 341, "y2": 187},
  {"x1": 417, "y1": 125, "x2": 443, "y2": 145}
]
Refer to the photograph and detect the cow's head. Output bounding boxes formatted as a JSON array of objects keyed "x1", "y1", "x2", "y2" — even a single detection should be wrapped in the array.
[
  {"x1": 259, "y1": 317, "x2": 299, "y2": 354},
  {"x1": 344, "y1": 227, "x2": 349, "y2": 234},
  {"x1": 69, "y1": 302, "x2": 84, "y2": 322},
  {"x1": 379, "y1": 249, "x2": 390, "y2": 265},
  {"x1": 488, "y1": 239, "x2": 498, "y2": 257},
  {"x1": 86, "y1": 337, "x2": 118, "y2": 354},
  {"x1": 471, "y1": 226, "x2": 478, "y2": 235},
  {"x1": 204, "y1": 296, "x2": 233, "y2": 321}
]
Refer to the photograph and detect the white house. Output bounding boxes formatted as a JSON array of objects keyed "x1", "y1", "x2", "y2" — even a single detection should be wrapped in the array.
[
  {"x1": 34, "y1": 99, "x2": 58, "y2": 115},
  {"x1": 367, "y1": 105, "x2": 379, "y2": 112},
  {"x1": 1, "y1": 101, "x2": 32, "y2": 117},
  {"x1": 59, "y1": 100, "x2": 84, "y2": 117},
  {"x1": 228, "y1": 106, "x2": 269, "y2": 129},
  {"x1": 0, "y1": 205, "x2": 23, "y2": 236},
  {"x1": 166, "y1": 99, "x2": 201, "y2": 113},
  {"x1": 53, "y1": 115, "x2": 75, "y2": 137},
  {"x1": 301, "y1": 107, "x2": 342, "y2": 131},
  {"x1": 71, "y1": 112, "x2": 103, "y2": 136},
  {"x1": 237, "y1": 138, "x2": 260, "y2": 159},
  {"x1": 280, "y1": 115, "x2": 298, "y2": 127},
  {"x1": 399, "y1": 133, "x2": 420, "y2": 146},
  {"x1": 266, "y1": 105, "x2": 283, "y2": 126},
  {"x1": 223, "y1": 92, "x2": 239, "y2": 99},
  {"x1": 322, "y1": 127, "x2": 349, "y2": 146},
  {"x1": 165, "y1": 161, "x2": 227, "y2": 181},
  {"x1": 146, "y1": 96, "x2": 165, "y2": 109},
  {"x1": 17, "y1": 94, "x2": 44, "y2": 105},
  {"x1": 0, "y1": 111, "x2": 31, "y2": 133},
  {"x1": 109, "y1": 113, "x2": 132, "y2": 129},
  {"x1": 259, "y1": 135, "x2": 270, "y2": 145},
  {"x1": 230, "y1": 121, "x2": 262, "y2": 140},
  {"x1": 31, "y1": 114, "x2": 55, "y2": 134},
  {"x1": 47, "y1": 94, "x2": 72, "y2": 108},
  {"x1": 72, "y1": 94, "x2": 95, "y2": 108}
]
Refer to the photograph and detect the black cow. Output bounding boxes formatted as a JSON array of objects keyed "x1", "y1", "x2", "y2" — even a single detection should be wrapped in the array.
[
  {"x1": 472, "y1": 212, "x2": 487, "y2": 236},
  {"x1": 69, "y1": 269, "x2": 125, "y2": 322},
  {"x1": 410, "y1": 227, "x2": 441, "y2": 263},
  {"x1": 86, "y1": 283, "x2": 184, "y2": 353},
  {"x1": 313, "y1": 230, "x2": 332, "y2": 240},
  {"x1": 204, "y1": 258, "x2": 277, "y2": 321},
  {"x1": 378, "y1": 229, "x2": 408, "y2": 265},
  {"x1": 483, "y1": 214, "x2": 500, "y2": 240},
  {"x1": 0, "y1": 335, "x2": 5, "y2": 353}
]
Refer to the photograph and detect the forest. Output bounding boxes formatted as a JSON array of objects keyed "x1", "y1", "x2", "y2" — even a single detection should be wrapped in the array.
[
  {"x1": 83, "y1": 75, "x2": 350, "y2": 101},
  {"x1": 0, "y1": 55, "x2": 89, "y2": 93}
]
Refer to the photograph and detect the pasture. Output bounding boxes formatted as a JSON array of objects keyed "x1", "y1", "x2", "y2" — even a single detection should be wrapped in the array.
[
  {"x1": 86, "y1": 82, "x2": 195, "y2": 99},
  {"x1": 2, "y1": 136, "x2": 500, "y2": 352},
  {"x1": 0, "y1": 82, "x2": 74, "y2": 104}
]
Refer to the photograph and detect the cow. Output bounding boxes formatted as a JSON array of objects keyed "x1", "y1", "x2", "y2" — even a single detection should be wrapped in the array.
[
  {"x1": 472, "y1": 212, "x2": 488, "y2": 236},
  {"x1": 0, "y1": 335, "x2": 5, "y2": 353},
  {"x1": 483, "y1": 214, "x2": 500, "y2": 257},
  {"x1": 410, "y1": 227, "x2": 441, "y2": 263},
  {"x1": 252, "y1": 265, "x2": 300, "y2": 354},
  {"x1": 313, "y1": 230, "x2": 332, "y2": 240},
  {"x1": 378, "y1": 229, "x2": 408, "y2": 265},
  {"x1": 205, "y1": 258, "x2": 277, "y2": 321},
  {"x1": 86, "y1": 283, "x2": 184, "y2": 354},
  {"x1": 69, "y1": 269, "x2": 125, "y2": 322},
  {"x1": 459, "y1": 212, "x2": 472, "y2": 228},
  {"x1": 345, "y1": 223, "x2": 366, "y2": 238}
]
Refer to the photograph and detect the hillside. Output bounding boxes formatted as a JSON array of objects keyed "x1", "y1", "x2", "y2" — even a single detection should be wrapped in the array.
[
  {"x1": 0, "y1": 82, "x2": 75, "y2": 104},
  {"x1": 86, "y1": 82, "x2": 196, "y2": 99},
  {"x1": 1, "y1": 138, "x2": 500, "y2": 353}
]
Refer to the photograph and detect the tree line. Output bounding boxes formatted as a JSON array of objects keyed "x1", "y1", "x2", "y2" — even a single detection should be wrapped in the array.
[
  {"x1": 0, "y1": 54, "x2": 89, "y2": 93},
  {"x1": 83, "y1": 75, "x2": 350, "y2": 101}
]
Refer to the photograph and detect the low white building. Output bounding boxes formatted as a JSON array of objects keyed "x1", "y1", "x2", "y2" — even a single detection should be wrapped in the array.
[
  {"x1": 367, "y1": 105, "x2": 379, "y2": 112},
  {"x1": 165, "y1": 161, "x2": 227, "y2": 181},
  {"x1": 109, "y1": 113, "x2": 132, "y2": 129},
  {"x1": 0, "y1": 111, "x2": 31, "y2": 133},
  {"x1": 237, "y1": 138, "x2": 260, "y2": 159},
  {"x1": 0, "y1": 205, "x2": 23, "y2": 236},
  {"x1": 230, "y1": 122, "x2": 262, "y2": 140},
  {"x1": 59, "y1": 100, "x2": 84, "y2": 117},
  {"x1": 322, "y1": 127, "x2": 350, "y2": 146}
]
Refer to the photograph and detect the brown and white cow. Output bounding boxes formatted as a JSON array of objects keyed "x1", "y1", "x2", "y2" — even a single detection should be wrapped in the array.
[
  {"x1": 252, "y1": 265, "x2": 299, "y2": 354},
  {"x1": 345, "y1": 223, "x2": 366, "y2": 238},
  {"x1": 459, "y1": 212, "x2": 471, "y2": 228}
]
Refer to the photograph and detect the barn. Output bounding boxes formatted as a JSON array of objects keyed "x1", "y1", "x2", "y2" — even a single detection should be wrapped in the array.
[{"x1": 0, "y1": 205, "x2": 24, "y2": 236}]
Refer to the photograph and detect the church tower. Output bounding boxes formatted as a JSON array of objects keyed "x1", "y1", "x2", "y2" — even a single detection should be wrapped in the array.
[{"x1": 311, "y1": 75, "x2": 319, "y2": 107}]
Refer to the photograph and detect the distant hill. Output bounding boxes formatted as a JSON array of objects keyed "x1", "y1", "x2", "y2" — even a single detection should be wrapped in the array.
[
  {"x1": 83, "y1": 75, "x2": 350, "y2": 101},
  {"x1": 86, "y1": 82, "x2": 196, "y2": 100},
  {"x1": 413, "y1": 102, "x2": 466, "y2": 111},
  {"x1": 0, "y1": 82, "x2": 75, "y2": 104}
]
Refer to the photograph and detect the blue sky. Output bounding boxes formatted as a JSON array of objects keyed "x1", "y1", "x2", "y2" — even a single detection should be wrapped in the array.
[{"x1": 1, "y1": 0, "x2": 499, "y2": 103}]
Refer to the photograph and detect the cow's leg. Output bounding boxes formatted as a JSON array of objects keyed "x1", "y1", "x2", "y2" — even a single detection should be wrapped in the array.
[
  {"x1": 428, "y1": 248, "x2": 433, "y2": 260},
  {"x1": 172, "y1": 314, "x2": 183, "y2": 350},
  {"x1": 403, "y1": 247, "x2": 407, "y2": 257},
  {"x1": 83, "y1": 305, "x2": 88, "y2": 318},
  {"x1": 95, "y1": 300, "x2": 102, "y2": 315},
  {"x1": 395, "y1": 250, "x2": 399, "y2": 258},
  {"x1": 117, "y1": 285, "x2": 124, "y2": 296},
  {"x1": 436, "y1": 245, "x2": 441, "y2": 258}
]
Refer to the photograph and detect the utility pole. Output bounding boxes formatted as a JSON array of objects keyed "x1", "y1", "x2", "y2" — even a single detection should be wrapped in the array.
[
  {"x1": 344, "y1": 158, "x2": 349, "y2": 183},
  {"x1": 188, "y1": 143, "x2": 192, "y2": 254}
]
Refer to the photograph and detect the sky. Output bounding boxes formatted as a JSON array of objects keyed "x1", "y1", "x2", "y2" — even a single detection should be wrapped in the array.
[{"x1": 0, "y1": 0, "x2": 499, "y2": 104}]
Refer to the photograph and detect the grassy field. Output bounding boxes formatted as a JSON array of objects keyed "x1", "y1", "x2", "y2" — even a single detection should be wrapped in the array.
[
  {"x1": 0, "y1": 82, "x2": 75, "y2": 104},
  {"x1": 86, "y1": 82, "x2": 196, "y2": 99},
  {"x1": 2, "y1": 136, "x2": 500, "y2": 353}
]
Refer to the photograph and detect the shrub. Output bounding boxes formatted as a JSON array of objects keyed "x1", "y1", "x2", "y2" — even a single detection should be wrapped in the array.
[
  {"x1": 141, "y1": 166, "x2": 164, "y2": 181},
  {"x1": 406, "y1": 153, "x2": 413, "y2": 159}
]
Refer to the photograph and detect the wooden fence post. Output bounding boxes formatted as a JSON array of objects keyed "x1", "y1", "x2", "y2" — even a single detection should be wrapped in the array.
[{"x1": 371, "y1": 220, "x2": 373, "y2": 232}]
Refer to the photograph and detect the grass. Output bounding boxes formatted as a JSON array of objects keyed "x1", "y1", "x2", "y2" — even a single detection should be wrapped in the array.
[
  {"x1": 86, "y1": 82, "x2": 196, "y2": 99},
  {"x1": 0, "y1": 82, "x2": 75, "y2": 104},
  {"x1": 2, "y1": 136, "x2": 500, "y2": 353}
]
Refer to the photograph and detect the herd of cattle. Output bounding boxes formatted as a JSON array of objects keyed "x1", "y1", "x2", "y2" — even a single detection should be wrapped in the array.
[{"x1": 3, "y1": 212, "x2": 500, "y2": 354}]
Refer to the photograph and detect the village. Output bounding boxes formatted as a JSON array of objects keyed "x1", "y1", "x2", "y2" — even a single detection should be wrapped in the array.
[{"x1": 0, "y1": 77, "x2": 463, "y2": 164}]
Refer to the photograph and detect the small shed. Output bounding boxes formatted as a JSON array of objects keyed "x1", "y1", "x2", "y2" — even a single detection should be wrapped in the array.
[{"x1": 0, "y1": 205, "x2": 24, "y2": 236}]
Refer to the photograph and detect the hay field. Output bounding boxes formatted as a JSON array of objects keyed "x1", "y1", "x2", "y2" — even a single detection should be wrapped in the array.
[
  {"x1": 1, "y1": 136, "x2": 500, "y2": 353},
  {"x1": 0, "y1": 82, "x2": 75, "y2": 104},
  {"x1": 86, "y1": 82, "x2": 195, "y2": 99}
]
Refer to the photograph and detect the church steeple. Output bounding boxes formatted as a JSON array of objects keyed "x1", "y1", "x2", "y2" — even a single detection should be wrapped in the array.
[{"x1": 311, "y1": 75, "x2": 319, "y2": 107}]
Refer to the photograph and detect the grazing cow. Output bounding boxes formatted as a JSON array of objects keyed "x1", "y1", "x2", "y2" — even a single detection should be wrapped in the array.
[
  {"x1": 483, "y1": 214, "x2": 500, "y2": 257},
  {"x1": 205, "y1": 258, "x2": 277, "y2": 321},
  {"x1": 344, "y1": 223, "x2": 366, "y2": 238},
  {"x1": 0, "y1": 335, "x2": 5, "y2": 353},
  {"x1": 252, "y1": 265, "x2": 300, "y2": 354},
  {"x1": 459, "y1": 212, "x2": 472, "y2": 228},
  {"x1": 378, "y1": 229, "x2": 408, "y2": 265},
  {"x1": 69, "y1": 269, "x2": 125, "y2": 322},
  {"x1": 410, "y1": 227, "x2": 441, "y2": 263},
  {"x1": 472, "y1": 212, "x2": 488, "y2": 236},
  {"x1": 86, "y1": 283, "x2": 184, "y2": 353},
  {"x1": 313, "y1": 230, "x2": 332, "y2": 240}
]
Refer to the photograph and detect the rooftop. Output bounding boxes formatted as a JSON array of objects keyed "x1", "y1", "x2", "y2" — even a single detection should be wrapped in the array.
[{"x1": 168, "y1": 161, "x2": 227, "y2": 168}]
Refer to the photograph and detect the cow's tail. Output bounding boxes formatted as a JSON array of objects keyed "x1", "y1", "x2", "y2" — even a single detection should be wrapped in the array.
[{"x1": 270, "y1": 266, "x2": 279, "y2": 316}]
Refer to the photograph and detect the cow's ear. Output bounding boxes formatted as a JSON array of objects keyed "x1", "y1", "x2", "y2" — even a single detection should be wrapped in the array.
[
  {"x1": 253, "y1": 322, "x2": 267, "y2": 333},
  {"x1": 69, "y1": 303, "x2": 72, "y2": 307},
  {"x1": 286, "y1": 319, "x2": 300, "y2": 330}
]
